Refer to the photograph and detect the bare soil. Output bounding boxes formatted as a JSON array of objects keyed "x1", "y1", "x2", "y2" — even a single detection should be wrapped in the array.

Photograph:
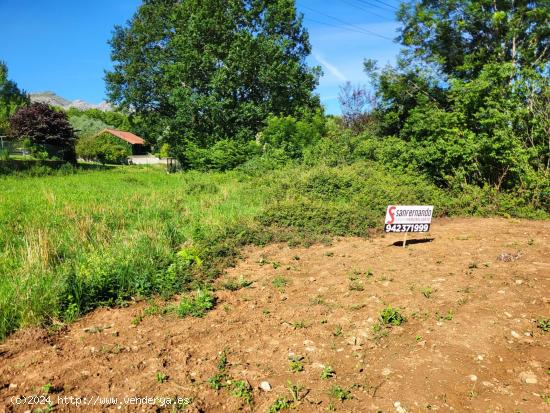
[{"x1": 1, "y1": 218, "x2": 549, "y2": 412}]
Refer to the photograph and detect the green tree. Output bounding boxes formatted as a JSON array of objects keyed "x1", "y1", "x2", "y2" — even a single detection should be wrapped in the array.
[
  {"x1": 106, "y1": 0, "x2": 320, "y2": 165},
  {"x1": 363, "y1": 0, "x2": 549, "y2": 194},
  {"x1": 397, "y1": 0, "x2": 550, "y2": 79},
  {"x1": 76, "y1": 132, "x2": 131, "y2": 164},
  {"x1": 0, "y1": 61, "x2": 29, "y2": 134}
]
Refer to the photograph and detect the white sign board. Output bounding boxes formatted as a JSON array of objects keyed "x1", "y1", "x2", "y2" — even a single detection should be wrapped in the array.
[{"x1": 384, "y1": 205, "x2": 433, "y2": 233}]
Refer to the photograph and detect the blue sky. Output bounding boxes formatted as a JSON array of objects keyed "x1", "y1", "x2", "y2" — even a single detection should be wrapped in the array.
[{"x1": 0, "y1": 0, "x2": 402, "y2": 115}]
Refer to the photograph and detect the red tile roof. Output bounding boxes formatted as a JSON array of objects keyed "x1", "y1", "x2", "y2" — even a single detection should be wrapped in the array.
[{"x1": 103, "y1": 128, "x2": 146, "y2": 145}]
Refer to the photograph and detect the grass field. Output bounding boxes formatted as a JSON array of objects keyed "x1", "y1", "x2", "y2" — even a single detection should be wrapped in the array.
[
  {"x1": 1, "y1": 162, "x2": 547, "y2": 340},
  {"x1": 0, "y1": 166, "x2": 272, "y2": 339}
]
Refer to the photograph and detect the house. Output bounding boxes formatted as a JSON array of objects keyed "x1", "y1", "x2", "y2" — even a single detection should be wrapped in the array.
[{"x1": 100, "y1": 128, "x2": 148, "y2": 155}]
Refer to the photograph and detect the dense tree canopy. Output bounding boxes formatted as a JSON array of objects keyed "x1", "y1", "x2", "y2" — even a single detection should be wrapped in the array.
[
  {"x1": 363, "y1": 0, "x2": 549, "y2": 194},
  {"x1": 397, "y1": 0, "x2": 550, "y2": 79},
  {"x1": 106, "y1": 0, "x2": 320, "y2": 164},
  {"x1": 0, "y1": 61, "x2": 29, "y2": 134}
]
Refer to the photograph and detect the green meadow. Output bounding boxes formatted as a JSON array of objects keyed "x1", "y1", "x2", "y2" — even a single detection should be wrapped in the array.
[{"x1": 1, "y1": 162, "x2": 547, "y2": 340}]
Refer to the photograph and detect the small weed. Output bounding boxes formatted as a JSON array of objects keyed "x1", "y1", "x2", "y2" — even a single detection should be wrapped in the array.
[
  {"x1": 527, "y1": 238, "x2": 535, "y2": 246},
  {"x1": 328, "y1": 385, "x2": 351, "y2": 401},
  {"x1": 365, "y1": 268, "x2": 374, "y2": 278},
  {"x1": 349, "y1": 280, "x2": 364, "y2": 291},
  {"x1": 222, "y1": 277, "x2": 253, "y2": 291},
  {"x1": 310, "y1": 296, "x2": 326, "y2": 305},
  {"x1": 177, "y1": 289, "x2": 215, "y2": 318},
  {"x1": 293, "y1": 255, "x2": 300, "y2": 260},
  {"x1": 289, "y1": 360, "x2": 304, "y2": 372},
  {"x1": 208, "y1": 348, "x2": 229, "y2": 389},
  {"x1": 291, "y1": 320, "x2": 307, "y2": 329},
  {"x1": 230, "y1": 380, "x2": 253, "y2": 405},
  {"x1": 415, "y1": 335, "x2": 423, "y2": 341},
  {"x1": 257, "y1": 255, "x2": 269, "y2": 266},
  {"x1": 272, "y1": 261, "x2": 281, "y2": 269},
  {"x1": 468, "y1": 262, "x2": 478, "y2": 269},
  {"x1": 217, "y1": 349, "x2": 229, "y2": 370},
  {"x1": 269, "y1": 397, "x2": 292, "y2": 412},
  {"x1": 208, "y1": 373, "x2": 227, "y2": 390},
  {"x1": 542, "y1": 393, "x2": 550, "y2": 405},
  {"x1": 421, "y1": 287, "x2": 435, "y2": 298},
  {"x1": 325, "y1": 252, "x2": 334, "y2": 257},
  {"x1": 156, "y1": 372, "x2": 168, "y2": 383},
  {"x1": 272, "y1": 276, "x2": 288, "y2": 290},
  {"x1": 41, "y1": 383, "x2": 52, "y2": 394},
  {"x1": 538, "y1": 318, "x2": 550, "y2": 332},
  {"x1": 286, "y1": 381, "x2": 303, "y2": 402},
  {"x1": 263, "y1": 308, "x2": 270, "y2": 315},
  {"x1": 332, "y1": 325, "x2": 343, "y2": 337},
  {"x1": 131, "y1": 314, "x2": 143, "y2": 326},
  {"x1": 379, "y1": 306, "x2": 406, "y2": 326},
  {"x1": 320, "y1": 366, "x2": 336, "y2": 379},
  {"x1": 372, "y1": 322, "x2": 388, "y2": 339},
  {"x1": 436, "y1": 310, "x2": 454, "y2": 321}
]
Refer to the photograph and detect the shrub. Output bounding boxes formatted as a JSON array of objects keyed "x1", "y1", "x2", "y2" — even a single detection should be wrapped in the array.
[
  {"x1": 76, "y1": 132, "x2": 131, "y2": 164},
  {"x1": 185, "y1": 139, "x2": 261, "y2": 171},
  {"x1": 9, "y1": 102, "x2": 76, "y2": 162},
  {"x1": 177, "y1": 289, "x2": 215, "y2": 318},
  {"x1": 260, "y1": 110, "x2": 326, "y2": 159}
]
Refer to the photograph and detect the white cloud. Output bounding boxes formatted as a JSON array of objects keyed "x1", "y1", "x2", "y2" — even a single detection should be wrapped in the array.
[{"x1": 314, "y1": 53, "x2": 348, "y2": 82}]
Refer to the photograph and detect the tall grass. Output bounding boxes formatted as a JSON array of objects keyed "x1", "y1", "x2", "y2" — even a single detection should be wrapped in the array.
[
  {"x1": 0, "y1": 162, "x2": 546, "y2": 340},
  {"x1": 0, "y1": 166, "x2": 270, "y2": 339}
]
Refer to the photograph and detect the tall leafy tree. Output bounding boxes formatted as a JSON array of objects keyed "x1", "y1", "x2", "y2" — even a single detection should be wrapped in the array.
[
  {"x1": 106, "y1": 0, "x2": 320, "y2": 163},
  {"x1": 366, "y1": 0, "x2": 549, "y2": 193},
  {"x1": 0, "y1": 61, "x2": 29, "y2": 134},
  {"x1": 397, "y1": 0, "x2": 550, "y2": 79}
]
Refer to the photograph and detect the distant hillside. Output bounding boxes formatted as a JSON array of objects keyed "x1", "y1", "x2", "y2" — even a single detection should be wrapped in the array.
[{"x1": 30, "y1": 91, "x2": 113, "y2": 111}]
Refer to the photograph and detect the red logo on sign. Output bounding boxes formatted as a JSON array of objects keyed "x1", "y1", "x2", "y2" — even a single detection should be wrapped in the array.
[{"x1": 387, "y1": 206, "x2": 396, "y2": 224}]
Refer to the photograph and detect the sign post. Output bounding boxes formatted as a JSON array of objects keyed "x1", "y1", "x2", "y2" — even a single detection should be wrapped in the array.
[{"x1": 384, "y1": 205, "x2": 433, "y2": 247}]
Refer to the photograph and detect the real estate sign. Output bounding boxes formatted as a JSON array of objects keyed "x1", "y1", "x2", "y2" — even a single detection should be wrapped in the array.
[{"x1": 384, "y1": 205, "x2": 433, "y2": 233}]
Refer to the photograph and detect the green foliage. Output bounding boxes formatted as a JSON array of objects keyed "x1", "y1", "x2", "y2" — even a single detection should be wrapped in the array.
[
  {"x1": 397, "y1": 0, "x2": 549, "y2": 79},
  {"x1": 158, "y1": 143, "x2": 171, "y2": 159},
  {"x1": 0, "y1": 61, "x2": 29, "y2": 134},
  {"x1": 320, "y1": 366, "x2": 336, "y2": 379},
  {"x1": 538, "y1": 318, "x2": 550, "y2": 333},
  {"x1": 0, "y1": 157, "x2": 547, "y2": 340},
  {"x1": 361, "y1": 0, "x2": 549, "y2": 201},
  {"x1": 379, "y1": 306, "x2": 406, "y2": 326},
  {"x1": 177, "y1": 289, "x2": 215, "y2": 318},
  {"x1": 328, "y1": 385, "x2": 351, "y2": 401},
  {"x1": 76, "y1": 132, "x2": 131, "y2": 164},
  {"x1": 66, "y1": 108, "x2": 133, "y2": 132},
  {"x1": 268, "y1": 397, "x2": 292, "y2": 412},
  {"x1": 230, "y1": 380, "x2": 253, "y2": 405},
  {"x1": 185, "y1": 139, "x2": 261, "y2": 171},
  {"x1": 69, "y1": 115, "x2": 112, "y2": 138},
  {"x1": 106, "y1": 0, "x2": 320, "y2": 161},
  {"x1": 260, "y1": 110, "x2": 326, "y2": 159}
]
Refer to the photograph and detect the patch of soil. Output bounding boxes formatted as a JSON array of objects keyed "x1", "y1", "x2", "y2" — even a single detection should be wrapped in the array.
[{"x1": 1, "y1": 218, "x2": 549, "y2": 412}]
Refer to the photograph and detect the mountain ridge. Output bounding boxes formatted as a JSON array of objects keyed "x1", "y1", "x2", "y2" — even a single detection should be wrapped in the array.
[{"x1": 30, "y1": 91, "x2": 113, "y2": 111}]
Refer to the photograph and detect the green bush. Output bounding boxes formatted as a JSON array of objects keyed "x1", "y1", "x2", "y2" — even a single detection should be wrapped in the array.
[
  {"x1": 260, "y1": 110, "x2": 326, "y2": 159},
  {"x1": 76, "y1": 132, "x2": 131, "y2": 164},
  {"x1": 185, "y1": 139, "x2": 261, "y2": 171},
  {"x1": 177, "y1": 289, "x2": 216, "y2": 318}
]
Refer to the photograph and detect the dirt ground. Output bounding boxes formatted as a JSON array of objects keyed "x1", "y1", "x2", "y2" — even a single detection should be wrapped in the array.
[{"x1": 1, "y1": 217, "x2": 549, "y2": 413}]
